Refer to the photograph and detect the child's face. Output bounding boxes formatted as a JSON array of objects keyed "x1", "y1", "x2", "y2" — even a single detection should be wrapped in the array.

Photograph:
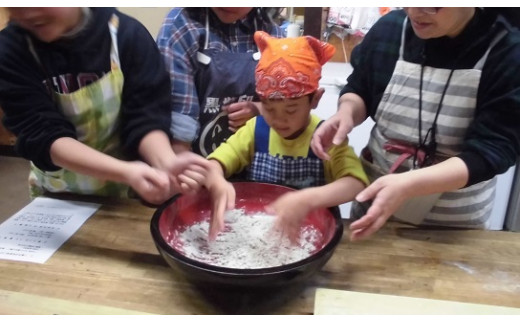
[
  {"x1": 260, "y1": 95, "x2": 316, "y2": 140},
  {"x1": 8, "y1": 8, "x2": 82, "y2": 43}
]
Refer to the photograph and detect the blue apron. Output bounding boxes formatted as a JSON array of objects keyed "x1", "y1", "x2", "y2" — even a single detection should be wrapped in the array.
[
  {"x1": 248, "y1": 116, "x2": 326, "y2": 189},
  {"x1": 193, "y1": 11, "x2": 261, "y2": 157}
]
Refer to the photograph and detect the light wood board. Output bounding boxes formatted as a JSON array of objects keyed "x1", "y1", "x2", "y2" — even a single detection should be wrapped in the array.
[
  {"x1": 314, "y1": 288, "x2": 520, "y2": 315},
  {"x1": 0, "y1": 290, "x2": 153, "y2": 315}
]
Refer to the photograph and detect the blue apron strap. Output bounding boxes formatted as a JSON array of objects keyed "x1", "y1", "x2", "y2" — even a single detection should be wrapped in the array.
[
  {"x1": 254, "y1": 116, "x2": 270, "y2": 153},
  {"x1": 307, "y1": 120, "x2": 324, "y2": 158},
  {"x1": 196, "y1": 9, "x2": 212, "y2": 65}
]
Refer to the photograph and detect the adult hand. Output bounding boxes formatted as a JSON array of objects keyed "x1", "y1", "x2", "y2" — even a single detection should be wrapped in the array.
[
  {"x1": 311, "y1": 109, "x2": 355, "y2": 161},
  {"x1": 349, "y1": 173, "x2": 411, "y2": 241},
  {"x1": 349, "y1": 157, "x2": 470, "y2": 241},
  {"x1": 266, "y1": 191, "x2": 312, "y2": 244},
  {"x1": 125, "y1": 161, "x2": 171, "y2": 205},
  {"x1": 223, "y1": 101, "x2": 260, "y2": 132},
  {"x1": 205, "y1": 173, "x2": 236, "y2": 241},
  {"x1": 312, "y1": 93, "x2": 366, "y2": 160}
]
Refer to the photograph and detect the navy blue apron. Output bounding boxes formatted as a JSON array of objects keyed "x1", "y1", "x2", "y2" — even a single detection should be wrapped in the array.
[{"x1": 193, "y1": 11, "x2": 261, "y2": 157}]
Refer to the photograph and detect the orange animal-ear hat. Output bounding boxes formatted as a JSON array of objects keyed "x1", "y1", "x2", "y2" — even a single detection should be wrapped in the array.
[{"x1": 254, "y1": 31, "x2": 335, "y2": 99}]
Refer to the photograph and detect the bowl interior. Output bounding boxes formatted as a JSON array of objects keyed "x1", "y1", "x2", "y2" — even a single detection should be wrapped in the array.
[{"x1": 158, "y1": 182, "x2": 337, "y2": 258}]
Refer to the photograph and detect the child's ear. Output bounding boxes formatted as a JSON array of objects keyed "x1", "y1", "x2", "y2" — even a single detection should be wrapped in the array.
[{"x1": 311, "y1": 88, "x2": 325, "y2": 109}]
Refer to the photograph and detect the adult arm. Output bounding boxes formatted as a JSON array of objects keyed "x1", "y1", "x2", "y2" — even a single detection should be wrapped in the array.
[
  {"x1": 156, "y1": 8, "x2": 201, "y2": 146},
  {"x1": 350, "y1": 157, "x2": 469, "y2": 240},
  {"x1": 311, "y1": 93, "x2": 367, "y2": 160},
  {"x1": 459, "y1": 32, "x2": 520, "y2": 185}
]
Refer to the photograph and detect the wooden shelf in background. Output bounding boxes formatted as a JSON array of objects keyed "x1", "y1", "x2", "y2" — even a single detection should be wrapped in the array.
[{"x1": 327, "y1": 33, "x2": 363, "y2": 63}]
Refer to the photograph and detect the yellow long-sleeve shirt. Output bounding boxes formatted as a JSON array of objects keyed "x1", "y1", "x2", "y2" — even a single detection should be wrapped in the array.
[{"x1": 208, "y1": 114, "x2": 369, "y2": 186}]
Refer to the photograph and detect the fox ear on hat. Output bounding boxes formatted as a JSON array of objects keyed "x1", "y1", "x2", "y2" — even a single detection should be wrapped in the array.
[
  {"x1": 254, "y1": 31, "x2": 270, "y2": 52},
  {"x1": 304, "y1": 35, "x2": 336, "y2": 65}
]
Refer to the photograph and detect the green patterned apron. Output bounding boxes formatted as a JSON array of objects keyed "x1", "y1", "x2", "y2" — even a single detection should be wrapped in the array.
[{"x1": 28, "y1": 14, "x2": 129, "y2": 198}]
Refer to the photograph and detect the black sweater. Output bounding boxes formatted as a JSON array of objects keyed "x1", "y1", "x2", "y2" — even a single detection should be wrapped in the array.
[
  {"x1": 341, "y1": 9, "x2": 520, "y2": 185},
  {"x1": 0, "y1": 8, "x2": 172, "y2": 171}
]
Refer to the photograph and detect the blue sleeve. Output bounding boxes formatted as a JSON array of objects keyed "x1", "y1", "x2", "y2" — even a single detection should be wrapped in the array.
[{"x1": 156, "y1": 8, "x2": 202, "y2": 143}]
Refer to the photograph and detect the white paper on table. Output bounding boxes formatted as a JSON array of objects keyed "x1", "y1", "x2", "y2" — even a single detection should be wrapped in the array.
[{"x1": 0, "y1": 197, "x2": 100, "y2": 263}]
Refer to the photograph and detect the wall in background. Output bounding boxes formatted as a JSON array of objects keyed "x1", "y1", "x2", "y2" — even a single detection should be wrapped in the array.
[
  {"x1": 118, "y1": 7, "x2": 172, "y2": 38},
  {"x1": 0, "y1": 8, "x2": 8, "y2": 29}
]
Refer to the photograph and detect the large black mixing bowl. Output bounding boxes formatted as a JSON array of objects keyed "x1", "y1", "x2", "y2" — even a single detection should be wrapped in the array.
[{"x1": 150, "y1": 182, "x2": 343, "y2": 289}]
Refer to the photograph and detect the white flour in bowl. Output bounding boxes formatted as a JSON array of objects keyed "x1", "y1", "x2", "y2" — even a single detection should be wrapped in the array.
[{"x1": 173, "y1": 208, "x2": 323, "y2": 269}]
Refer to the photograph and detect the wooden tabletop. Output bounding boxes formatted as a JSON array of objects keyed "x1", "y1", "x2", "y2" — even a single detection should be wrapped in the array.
[{"x1": 1, "y1": 196, "x2": 520, "y2": 314}]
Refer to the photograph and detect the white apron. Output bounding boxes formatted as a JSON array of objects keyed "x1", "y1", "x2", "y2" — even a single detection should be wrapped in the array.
[{"x1": 353, "y1": 17, "x2": 507, "y2": 227}]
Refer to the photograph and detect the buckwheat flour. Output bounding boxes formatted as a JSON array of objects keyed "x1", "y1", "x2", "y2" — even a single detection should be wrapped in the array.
[{"x1": 172, "y1": 208, "x2": 322, "y2": 269}]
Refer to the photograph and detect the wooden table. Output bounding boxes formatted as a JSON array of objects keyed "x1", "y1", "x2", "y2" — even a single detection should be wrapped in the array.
[{"x1": 1, "y1": 196, "x2": 520, "y2": 314}]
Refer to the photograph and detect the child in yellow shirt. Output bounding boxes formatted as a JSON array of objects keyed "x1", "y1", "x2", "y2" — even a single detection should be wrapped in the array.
[{"x1": 205, "y1": 31, "x2": 369, "y2": 240}]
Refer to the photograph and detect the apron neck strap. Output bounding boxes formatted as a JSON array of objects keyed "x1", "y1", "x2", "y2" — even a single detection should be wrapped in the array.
[
  {"x1": 399, "y1": 17, "x2": 408, "y2": 60},
  {"x1": 108, "y1": 14, "x2": 121, "y2": 69},
  {"x1": 204, "y1": 8, "x2": 210, "y2": 50}
]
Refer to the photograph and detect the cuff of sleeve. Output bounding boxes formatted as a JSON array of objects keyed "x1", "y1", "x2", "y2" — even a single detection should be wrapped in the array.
[
  {"x1": 457, "y1": 151, "x2": 494, "y2": 187},
  {"x1": 170, "y1": 111, "x2": 200, "y2": 143}
]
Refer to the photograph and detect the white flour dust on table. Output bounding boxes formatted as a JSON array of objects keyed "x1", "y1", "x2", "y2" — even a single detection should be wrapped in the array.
[{"x1": 174, "y1": 209, "x2": 323, "y2": 269}]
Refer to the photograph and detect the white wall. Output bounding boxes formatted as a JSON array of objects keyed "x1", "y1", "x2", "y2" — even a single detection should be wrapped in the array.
[
  {"x1": 118, "y1": 7, "x2": 172, "y2": 39},
  {"x1": 316, "y1": 62, "x2": 374, "y2": 219}
]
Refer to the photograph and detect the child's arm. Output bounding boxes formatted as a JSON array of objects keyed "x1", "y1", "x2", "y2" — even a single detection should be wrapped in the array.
[
  {"x1": 266, "y1": 176, "x2": 366, "y2": 242},
  {"x1": 138, "y1": 130, "x2": 210, "y2": 196},
  {"x1": 205, "y1": 159, "x2": 236, "y2": 241},
  {"x1": 50, "y1": 137, "x2": 172, "y2": 204}
]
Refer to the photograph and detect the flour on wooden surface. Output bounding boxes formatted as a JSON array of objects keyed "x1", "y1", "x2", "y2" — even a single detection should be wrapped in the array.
[{"x1": 172, "y1": 209, "x2": 322, "y2": 269}]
